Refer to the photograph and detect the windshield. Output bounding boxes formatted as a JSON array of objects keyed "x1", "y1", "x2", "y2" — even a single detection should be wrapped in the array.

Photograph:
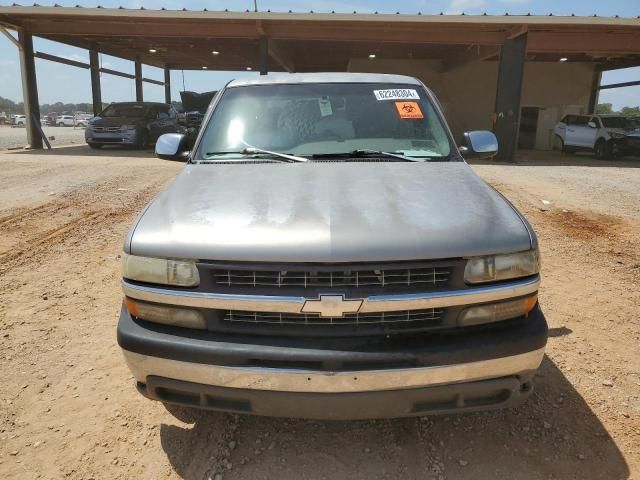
[
  {"x1": 101, "y1": 104, "x2": 150, "y2": 119},
  {"x1": 195, "y1": 83, "x2": 452, "y2": 160}
]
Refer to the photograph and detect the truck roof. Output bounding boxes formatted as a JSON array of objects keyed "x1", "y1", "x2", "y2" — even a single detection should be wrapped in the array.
[{"x1": 228, "y1": 72, "x2": 422, "y2": 88}]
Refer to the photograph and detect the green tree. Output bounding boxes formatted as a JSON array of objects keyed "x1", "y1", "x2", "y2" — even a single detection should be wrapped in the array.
[
  {"x1": 621, "y1": 106, "x2": 640, "y2": 117},
  {"x1": 595, "y1": 103, "x2": 613, "y2": 114}
]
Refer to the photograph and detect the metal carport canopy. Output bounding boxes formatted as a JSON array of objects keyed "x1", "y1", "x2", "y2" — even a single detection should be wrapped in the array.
[{"x1": 1, "y1": 6, "x2": 640, "y2": 72}]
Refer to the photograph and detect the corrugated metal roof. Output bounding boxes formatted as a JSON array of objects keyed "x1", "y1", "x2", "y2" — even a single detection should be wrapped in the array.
[{"x1": 2, "y1": 2, "x2": 639, "y2": 19}]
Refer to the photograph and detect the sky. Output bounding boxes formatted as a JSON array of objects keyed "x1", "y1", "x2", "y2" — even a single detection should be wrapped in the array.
[{"x1": 0, "y1": 0, "x2": 639, "y2": 110}]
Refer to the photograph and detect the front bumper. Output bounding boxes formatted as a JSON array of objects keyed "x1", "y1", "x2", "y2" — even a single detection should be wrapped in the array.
[
  {"x1": 137, "y1": 374, "x2": 536, "y2": 419},
  {"x1": 85, "y1": 130, "x2": 138, "y2": 145},
  {"x1": 614, "y1": 138, "x2": 640, "y2": 156},
  {"x1": 118, "y1": 306, "x2": 547, "y2": 418}
]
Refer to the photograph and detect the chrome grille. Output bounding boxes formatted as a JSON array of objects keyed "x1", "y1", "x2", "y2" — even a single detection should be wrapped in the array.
[
  {"x1": 211, "y1": 267, "x2": 450, "y2": 290},
  {"x1": 223, "y1": 309, "x2": 444, "y2": 326}
]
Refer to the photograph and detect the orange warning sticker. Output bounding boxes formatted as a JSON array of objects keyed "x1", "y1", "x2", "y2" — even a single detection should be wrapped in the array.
[{"x1": 395, "y1": 101, "x2": 423, "y2": 119}]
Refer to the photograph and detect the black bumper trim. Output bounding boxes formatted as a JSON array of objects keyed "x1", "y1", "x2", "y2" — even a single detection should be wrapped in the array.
[{"x1": 138, "y1": 374, "x2": 535, "y2": 420}]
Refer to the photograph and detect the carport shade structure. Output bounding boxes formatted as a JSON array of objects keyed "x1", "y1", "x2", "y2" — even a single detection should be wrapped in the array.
[{"x1": 1, "y1": 5, "x2": 640, "y2": 159}]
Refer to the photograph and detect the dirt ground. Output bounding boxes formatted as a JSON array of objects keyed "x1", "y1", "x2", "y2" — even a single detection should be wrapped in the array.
[{"x1": 0, "y1": 146, "x2": 638, "y2": 480}]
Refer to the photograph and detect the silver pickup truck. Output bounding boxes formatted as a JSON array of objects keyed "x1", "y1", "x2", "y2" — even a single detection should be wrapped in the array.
[{"x1": 117, "y1": 73, "x2": 546, "y2": 420}]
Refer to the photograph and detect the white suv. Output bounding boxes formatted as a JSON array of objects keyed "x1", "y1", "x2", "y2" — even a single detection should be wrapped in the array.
[
  {"x1": 56, "y1": 115, "x2": 76, "y2": 127},
  {"x1": 554, "y1": 114, "x2": 630, "y2": 159}
]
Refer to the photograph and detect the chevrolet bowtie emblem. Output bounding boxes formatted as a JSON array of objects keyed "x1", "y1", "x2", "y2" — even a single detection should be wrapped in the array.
[{"x1": 301, "y1": 295, "x2": 363, "y2": 318}]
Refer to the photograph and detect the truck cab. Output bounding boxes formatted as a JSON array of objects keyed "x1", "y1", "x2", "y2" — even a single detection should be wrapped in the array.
[{"x1": 117, "y1": 73, "x2": 547, "y2": 419}]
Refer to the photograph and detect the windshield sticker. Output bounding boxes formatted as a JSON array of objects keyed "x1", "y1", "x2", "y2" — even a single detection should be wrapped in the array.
[
  {"x1": 374, "y1": 89, "x2": 420, "y2": 101},
  {"x1": 318, "y1": 97, "x2": 333, "y2": 117},
  {"x1": 395, "y1": 101, "x2": 424, "y2": 119}
]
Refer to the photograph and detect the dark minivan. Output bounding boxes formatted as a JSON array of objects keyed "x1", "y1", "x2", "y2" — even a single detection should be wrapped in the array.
[{"x1": 85, "y1": 102, "x2": 181, "y2": 149}]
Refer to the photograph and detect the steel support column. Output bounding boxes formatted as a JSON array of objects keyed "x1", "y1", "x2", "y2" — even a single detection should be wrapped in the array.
[
  {"x1": 494, "y1": 33, "x2": 527, "y2": 162},
  {"x1": 134, "y1": 56, "x2": 143, "y2": 101},
  {"x1": 588, "y1": 69, "x2": 602, "y2": 114},
  {"x1": 259, "y1": 37, "x2": 268, "y2": 76},
  {"x1": 89, "y1": 49, "x2": 102, "y2": 116},
  {"x1": 18, "y1": 30, "x2": 42, "y2": 149},
  {"x1": 164, "y1": 67, "x2": 171, "y2": 104}
]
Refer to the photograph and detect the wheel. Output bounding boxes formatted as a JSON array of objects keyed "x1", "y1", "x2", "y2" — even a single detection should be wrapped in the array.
[
  {"x1": 137, "y1": 130, "x2": 150, "y2": 150},
  {"x1": 88, "y1": 143, "x2": 102, "y2": 150},
  {"x1": 57, "y1": 122, "x2": 64, "y2": 127},
  {"x1": 594, "y1": 139, "x2": 612, "y2": 160}
]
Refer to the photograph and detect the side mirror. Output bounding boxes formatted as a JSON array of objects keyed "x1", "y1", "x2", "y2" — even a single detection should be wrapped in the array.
[
  {"x1": 587, "y1": 121, "x2": 597, "y2": 129},
  {"x1": 460, "y1": 130, "x2": 498, "y2": 159},
  {"x1": 156, "y1": 133, "x2": 189, "y2": 161}
]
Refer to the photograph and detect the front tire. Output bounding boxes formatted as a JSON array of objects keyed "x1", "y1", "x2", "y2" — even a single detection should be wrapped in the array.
[
  {"x1": 594, "y1": 139, "x2": 612, "y2": 160},
  {"x1": 137, "y1": 130, "x2": 150, "y2": 150}
]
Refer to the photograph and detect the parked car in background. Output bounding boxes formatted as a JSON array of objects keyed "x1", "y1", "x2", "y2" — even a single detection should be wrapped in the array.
[
  {"x1": 75, "y1": 113, "x2": 93, "y2": 128},
  {"x1": 56, "y1": 115, "x2": 76, "y2": 127},
  {"x1": 85, "y1": 102, "x2": 181, "y2": 149},
  {"x1": 12, "y1": 115, "x2": 26, "y2": 126},
  {"x1": 553, "y1": 114, "x2": 638, "y2": 159},
  {"x1": 179, "y1": 90, "x2": 218, "y2": 149},
  {"x1": 0, "y1": 112, "x2": 7, "y2": 125},
  {"x1": 118, "y1": 73, "x2": 547, "y2": 420}
]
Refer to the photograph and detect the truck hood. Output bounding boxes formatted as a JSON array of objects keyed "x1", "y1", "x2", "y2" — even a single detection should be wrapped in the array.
[{"x1": 128, "y1": 162, "x2": 532, "y2": 262}]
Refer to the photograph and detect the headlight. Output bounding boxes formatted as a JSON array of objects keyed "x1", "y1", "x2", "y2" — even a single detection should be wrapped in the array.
[
  {"x1": 609, "y1": 132, "x2": 625, "y2": 139},
  {"x1": 122, "y1": 253, "x2": 200, "y2": 287},
  {"x1": 457, "y1": 294, "x2": 538, "y2": 326},
  {"x1": 464, "y1": 249, "x2": 539, "y2": 284},
  {"x1": 124, "y1": 298, "x2": 206, "y2": 329}
]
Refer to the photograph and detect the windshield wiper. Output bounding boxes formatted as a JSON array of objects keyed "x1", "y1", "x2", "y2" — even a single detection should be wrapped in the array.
[
  {"x1": 202, "y1": 148, "x2": 307, "y2": 163},
  {"x1": 242, "y1": 147, "x2": 307, "y2": 163},
  {"x1": 310, "y1": 149, "x2": 422, "y2": 162}
]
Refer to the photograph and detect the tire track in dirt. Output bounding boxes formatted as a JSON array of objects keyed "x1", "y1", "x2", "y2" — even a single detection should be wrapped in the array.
[
  {"x1": 0, "y1": 178, "x2": 164, "y2": 279},
  {"x1": 0, "y1": 204, "x2": 50, "y2": 227}
]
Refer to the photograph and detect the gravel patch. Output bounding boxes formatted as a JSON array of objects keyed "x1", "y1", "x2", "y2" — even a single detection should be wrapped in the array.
[{"x1": 0, "y1": 125, "x2": 86, "y2": 150}]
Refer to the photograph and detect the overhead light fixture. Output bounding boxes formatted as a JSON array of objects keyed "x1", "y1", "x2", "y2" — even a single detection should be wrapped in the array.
[
  {"x1": 559, "y1": 57, "x2": 568, "y2": 62},
  {"x1": 212, "y1": 50, "x2": 220, "y2": 55},
  {"x1": 202, "y1": 66, "x2": 208, "y2": 70},
  {"x1": 368, "y1": 54, "x2": 376, "y2": 59},
  {"x1": 149, "y1": 49, "x2": 157, "y2": 53},
  {"x1": 246, "y1": 67, "x2": 252, "y2": 71}
]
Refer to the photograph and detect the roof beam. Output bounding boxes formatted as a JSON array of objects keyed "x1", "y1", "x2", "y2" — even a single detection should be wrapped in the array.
[
  {"x1": 595, "y1": 57, "x2": 640, "y2": 72},
  {"x1": 527, "y1": 30, "x2": 640, "y2": 54},
  {"x1": 598, "y1": 79, "x2": 640, "y2": 90},
  {"x1": 19, "y1": 19, "x2": 506, "y2": 45},
  {"x1": 35, "y1": 51, "x2": 89, "y2": 69},
  {"x1": 441, "y1": 44, "x2": 500, "y2": 72},
  {"x1": 0, "y1": 25, "x2": 19, "y2": 49}
]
